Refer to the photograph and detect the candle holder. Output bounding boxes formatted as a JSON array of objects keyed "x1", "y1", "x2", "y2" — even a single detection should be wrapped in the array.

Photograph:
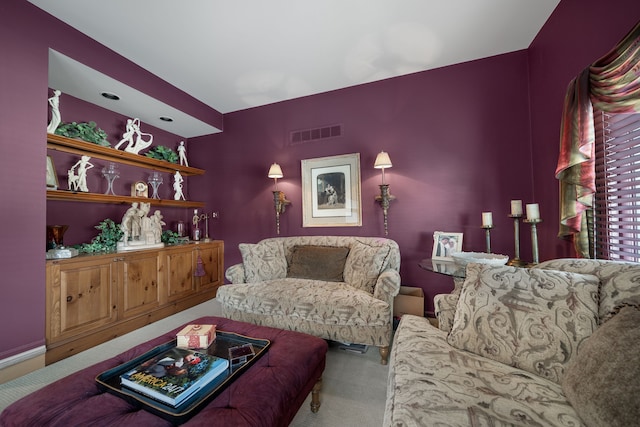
[
  {"x1": 273, "y1": 191, "x2": 291, "y2": 235},
  {"x1": 101, "y1": 162, "x2": 119, "y2": 195},
  {"x1": 147, "y1": 171, "x2": 163, "y2": 199},
  {"x1": 507, "y1": 214, "x2": 527, "y2": 267},
  {"x1": 197, "y1": 211, "x2": 219, "y2": 241},
  {"x1": 375, "y1": 184, "x2": 396, "y2": 236},
  {"x1": 481, "y1": 225, "x2": 493, "y2": 253},
  {"x1": 524, "y1": 218, "x2": 542, "y2": 265}
]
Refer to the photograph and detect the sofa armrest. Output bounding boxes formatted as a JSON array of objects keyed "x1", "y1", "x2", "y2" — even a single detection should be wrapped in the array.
[
  {"x1": 373, "y1": 269, "x2": 401, "y2": 305},
  {"x1": 433, "y1": 293, "x2": 460, "y2": 333},
  {"x1": 225, "y1": 263, "x2": 247, "y2": 284}
]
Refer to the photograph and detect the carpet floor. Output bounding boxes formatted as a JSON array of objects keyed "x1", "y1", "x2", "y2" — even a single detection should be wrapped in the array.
[{"x1": 0, "y1": 298, "x2": 388, "y2": 426}]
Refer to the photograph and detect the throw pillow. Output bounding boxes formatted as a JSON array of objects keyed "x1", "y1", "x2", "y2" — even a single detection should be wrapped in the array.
[
  {"x1": 343, "y1": 241, "x2": 391, "y2": 294},
  {"x1": 286, "y1": 245, "x2": 350, "y2": 282},
  {"x1": 239, "y1": 240, "x2": 287, "y2": 283},
  {"x1": 535, "y1": 258, "x2": 640, "y2": 323},
  {"x1": 562, "y1": 306, "x2": 640, "y2": 427},
  {"x1": 447, "y1": 263, "x2": 599, "y2": 384}
]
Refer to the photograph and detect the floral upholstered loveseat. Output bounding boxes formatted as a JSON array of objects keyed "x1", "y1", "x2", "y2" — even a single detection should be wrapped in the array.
[
  {"x1": 216, "y1": 236, "x2": 401, "y2": 364},
  {"x1": 384, "y1": 259, "x2": 640, "y2": 426}
]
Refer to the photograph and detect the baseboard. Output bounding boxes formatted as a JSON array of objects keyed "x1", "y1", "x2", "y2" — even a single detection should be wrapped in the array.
[{"x1": 0, "y1": 345, "x2": 46, "y2": 384}]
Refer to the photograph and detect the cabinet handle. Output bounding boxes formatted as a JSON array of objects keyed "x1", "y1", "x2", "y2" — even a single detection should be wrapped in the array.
[{"x1": 66, "y1": 295, "x2": 73, "y2": 302}]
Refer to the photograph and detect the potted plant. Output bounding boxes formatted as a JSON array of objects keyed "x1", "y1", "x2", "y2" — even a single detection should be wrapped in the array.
[
  {"x1": 75, "y1": 219, "x2": 123, "y2": 253},
  {"x1": 145, "y1": 145, "x2": 179, "y2": 163},
  {"x1": 55, "y1": 121, "x2": 111, "y2": 146}
]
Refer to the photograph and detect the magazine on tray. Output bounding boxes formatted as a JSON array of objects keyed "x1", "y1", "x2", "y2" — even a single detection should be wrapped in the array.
[{"x1": 120, "y1": 347, "x2": 229, "y2": 407}]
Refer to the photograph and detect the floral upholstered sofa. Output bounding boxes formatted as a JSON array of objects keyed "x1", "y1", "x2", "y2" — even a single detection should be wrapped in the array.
[
  {"x1": 384, "y1": 259, "x2": 640, "y2": 426},
  {"x1": 216, "y1": 236, "x2": 401, "y2": 364}
]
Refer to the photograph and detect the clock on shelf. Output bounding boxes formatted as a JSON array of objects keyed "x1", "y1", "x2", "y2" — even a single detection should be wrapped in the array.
[{"x1": 131, "y1": 181, "x2": 149, "y2": 198}]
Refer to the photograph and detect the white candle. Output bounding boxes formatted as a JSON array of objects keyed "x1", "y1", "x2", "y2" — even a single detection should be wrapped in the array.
[
  {"x1": 482, "y1": 212, "x2": 493, "y2": 227},
  {"x1": 511, "y1": 200, "x2": 523, "y2": 216},
  {"x1": 526, "y1": 203, "x2": 540, "y2": 220}
]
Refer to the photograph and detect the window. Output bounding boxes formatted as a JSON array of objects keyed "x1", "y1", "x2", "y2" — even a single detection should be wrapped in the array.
[{"x1": 594, "y1": 110, "x2": 640, "y2": 261}]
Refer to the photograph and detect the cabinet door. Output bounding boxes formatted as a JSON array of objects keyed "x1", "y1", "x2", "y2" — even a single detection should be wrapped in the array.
[
  {"x1": 46, "y1": 257, "x2": 115, "y2": 343},
  {"x1": 118, "y1": 251, "x2": 161, "y2": 318},
  {"x1": 163, "y1": 247, "x2": 196, "y2": 302},
  {"x1": 193, "y1": 242, "x2": 224, "y2": 291}
]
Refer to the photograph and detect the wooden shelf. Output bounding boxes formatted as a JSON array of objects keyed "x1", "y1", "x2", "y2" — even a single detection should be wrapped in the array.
[
  {"x1": 47, "y1": 133, "x2": 205, "y2": 208},
  {"x1": 46, "y1": 190, "x2": 205, "y2": 208},
  {"x1": 47, "y1": 133, "x2": 205, "y2": 176}
]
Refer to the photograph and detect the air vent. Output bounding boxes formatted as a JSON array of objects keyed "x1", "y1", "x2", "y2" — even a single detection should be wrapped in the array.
[{"x1": 290, "y1": 124, "x2": 342, "y2": 145}]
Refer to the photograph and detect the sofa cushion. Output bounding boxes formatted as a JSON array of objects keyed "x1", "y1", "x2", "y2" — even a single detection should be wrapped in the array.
[
  {"x1": 287, "y1": 245, "x2": 350, "y2": 282},
  {"x1": 562, "y1": 305, "x2": 640, "y2": 427},
  {"x1": 217, "y1": 279, "x2": 390, "y2": 327},
  {"x1": 239, "y1": 240, "x2": 287, "y2": 282},
  {"x1": 447, "y1": 263, "x2": 599, "y2": 384},
  {"x1": 344, "y1": 241, "x2": 391, "y2": 293},
  {"x1": 535, "y1": 258, "x2": 640, "y2": 323},
  {"x1": 384, "y1": 315, "x2": 583, "y2": 427}
]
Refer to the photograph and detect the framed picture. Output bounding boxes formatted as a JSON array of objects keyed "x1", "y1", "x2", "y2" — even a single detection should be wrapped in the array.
[
  {"x1": 432, "y1": 231, "x2": 463, "y2": 260},
  {"x1": 301, "y1": 153, "x2": 362, "y2": 227},
  {"x1": 46, "y1": 155, "x2": 59, "y2": 189}
]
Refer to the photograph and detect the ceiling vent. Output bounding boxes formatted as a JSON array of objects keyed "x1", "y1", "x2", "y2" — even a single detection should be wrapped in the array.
[{"x1": 290, "y1": 124, "x2": 342, "y2": 145}]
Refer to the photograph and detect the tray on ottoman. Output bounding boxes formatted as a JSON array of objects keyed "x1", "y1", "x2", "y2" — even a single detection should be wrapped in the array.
[
  {"x1": 96, "y1": 331, "x2": 270, "y2": 423},
  {"x1": 0, "y1": 316, "x2": 328, "y2": 427}
]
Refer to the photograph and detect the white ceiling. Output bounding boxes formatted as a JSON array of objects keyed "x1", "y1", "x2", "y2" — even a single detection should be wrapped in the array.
[{"x1": 29, "y1": 0, "x2": 560, "y2": 137}]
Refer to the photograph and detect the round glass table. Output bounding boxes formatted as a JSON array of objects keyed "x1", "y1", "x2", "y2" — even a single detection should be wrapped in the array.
[{"x1": 418, "y1": 258, "x2": 466, "y2": 278}]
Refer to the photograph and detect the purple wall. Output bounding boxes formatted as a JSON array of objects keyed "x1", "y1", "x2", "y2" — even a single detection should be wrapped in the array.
[
  {"x1": 189, "y1": 51, "x2": 534, "y2": 313},
  {"x1": 528, "y1": 0, "x2": 640, "y2": 259},
  {"x1": 1, "y1": 0, "x2": 638, "y2": 361},
  {"x1": 0, "y1": 0, "x2": 221, "y2": 361}
]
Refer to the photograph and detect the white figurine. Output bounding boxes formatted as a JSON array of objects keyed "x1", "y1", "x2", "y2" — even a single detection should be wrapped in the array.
[
  {"x1": 114, "y1": 118, "x2": 153, "y2": 154},
  {"x1": 47, "y1": 90, "x2": 62, "y2": 133},
  {"x1": 120, "y1": 202, "x2": 141, "y2": 245},
  {"x1": 173, "y1": 171, "x2": 185, "y2": 200},
  {"x1": 118, "y1": 203, "x2": 165, "y2": 251},
  {"x1": 67, "y1": 155, "x2": 94, "y2": 192},
  {"x1": 177, "y1": 141, "x2": 189, "y2": 167}
]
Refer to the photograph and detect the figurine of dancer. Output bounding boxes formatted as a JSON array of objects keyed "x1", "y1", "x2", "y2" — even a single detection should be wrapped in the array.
[
  {"x1": 173, "y1": 171, "x2": 185, "y2": 200},
  {"x1": 47, "y1": 90, "x2": 61, "y2": 134},
  {"x1": 177, "y1": 141, "x2": 189, "y2": 167},
  {"x1": 68, "y1": 155, "x2": 94, "y2": 192},
  {"x1": 114, "y1": 118, "x2": 153, "y2": 154}
]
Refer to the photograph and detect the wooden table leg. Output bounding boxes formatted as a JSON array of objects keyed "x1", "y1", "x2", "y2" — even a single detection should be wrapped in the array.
[{"x1": 310, "y1": 377, "x2": 322, "y2": 413}]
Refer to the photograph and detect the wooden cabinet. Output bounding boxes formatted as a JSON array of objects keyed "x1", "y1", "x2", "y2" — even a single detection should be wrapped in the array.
[
  {"x1": 116, "y1": 250, "x2": 161, "y2": 319},
  {"x1": 45, "y1": 241, "x2": 223, "y2": 364},
  {"x1": 194, "y1": 243, "x2": 223, "y2": 291},
  {"x1": 162, "y1": 246, "x2": 197, "y2": 302},
  {"x1": 46, "y1": 256, "x2": 116, "y2": 343}
]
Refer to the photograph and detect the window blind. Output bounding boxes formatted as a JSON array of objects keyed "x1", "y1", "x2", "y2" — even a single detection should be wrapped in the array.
[{"x1": 594, "y1": 110, "x2": 640, "y2": 261}]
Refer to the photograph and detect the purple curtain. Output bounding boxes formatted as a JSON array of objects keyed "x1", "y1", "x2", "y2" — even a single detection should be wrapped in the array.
[{"x1": 556, "y1": 21, "x2": 640, "y2": 257}]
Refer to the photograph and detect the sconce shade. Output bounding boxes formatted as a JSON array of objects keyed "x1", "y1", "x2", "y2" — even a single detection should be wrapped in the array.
[
  {"x1": 374, "y1": 151, "x2": 392, "y2": 169},
  {"x1": 268, "y1": 163, "x2": 284, "y2": 179}
]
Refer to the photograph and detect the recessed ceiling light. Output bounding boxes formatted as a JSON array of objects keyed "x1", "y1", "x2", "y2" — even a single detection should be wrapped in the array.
[
  {"x1": 159, "y1": 116, "x2": 174, "y2": 122},
  {"x1": 101, "y1": 91, "x2": 120, "y2": 100}
]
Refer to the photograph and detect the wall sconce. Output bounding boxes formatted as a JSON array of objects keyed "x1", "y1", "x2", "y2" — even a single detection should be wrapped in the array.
[
  {"x1": 268, "y1": 163, "x2": 291, "y2": 234},
  {"x1": 374, "y1": 151, "x2": 396, "y2": 235}
]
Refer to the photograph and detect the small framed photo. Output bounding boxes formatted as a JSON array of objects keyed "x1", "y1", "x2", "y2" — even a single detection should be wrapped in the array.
[
  {"x1": 432, "y1": 231, "x2": 463, "y2": 260},
  {"x1": 46, "y1": 155, "x2": 59, "y2": 189}
]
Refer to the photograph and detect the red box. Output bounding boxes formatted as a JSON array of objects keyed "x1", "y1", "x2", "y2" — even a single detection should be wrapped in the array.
[{"x1": 176, "y1": 324, "x2": 216, "y2": 349}]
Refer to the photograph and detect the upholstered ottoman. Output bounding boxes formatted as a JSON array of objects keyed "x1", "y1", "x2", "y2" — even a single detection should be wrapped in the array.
[{"x1": 0, "y1": 316, "x2": 327, "y2": 427}]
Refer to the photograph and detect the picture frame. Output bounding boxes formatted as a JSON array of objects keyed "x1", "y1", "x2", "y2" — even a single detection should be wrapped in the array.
[
  {"x1": 301, "y1": 153, "x2": 362, "y2": 227},
  {"x1": 432, "y1": 231, "x2": 464, "y2": 260},
  {"x1": 46, "y1": 155, "x2": 59, "y2": 189}
]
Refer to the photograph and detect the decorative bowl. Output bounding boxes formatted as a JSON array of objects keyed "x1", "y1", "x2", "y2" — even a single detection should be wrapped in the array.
[{"x1": 451, "y1": 252, "x2": 509, "y2": 267}]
